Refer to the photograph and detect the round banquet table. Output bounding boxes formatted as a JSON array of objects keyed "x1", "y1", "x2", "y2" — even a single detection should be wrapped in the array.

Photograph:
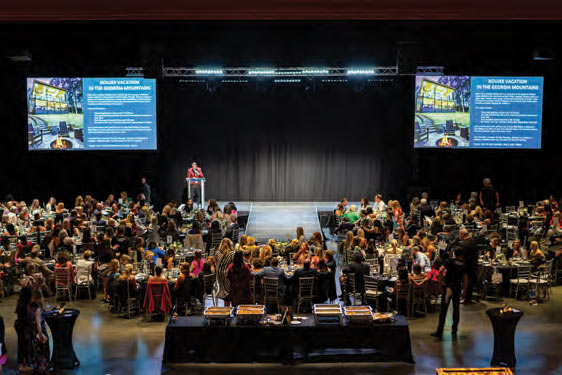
[
  {"x1": 44, "y1": 308, "x2": 80, "y2": 370},
  {"x1": 486, "y1": 307, "x2": 523, "y2": 367}
]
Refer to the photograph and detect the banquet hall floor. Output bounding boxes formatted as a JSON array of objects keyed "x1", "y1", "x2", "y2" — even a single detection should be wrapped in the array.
[{"x1": 0, "y1": 285, "x2": 561, "y2": 374}]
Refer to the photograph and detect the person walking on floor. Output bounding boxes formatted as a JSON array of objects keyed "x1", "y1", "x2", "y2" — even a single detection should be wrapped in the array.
[{"x1": 431, "y1": 252, "x2": 463, "y2": 339}]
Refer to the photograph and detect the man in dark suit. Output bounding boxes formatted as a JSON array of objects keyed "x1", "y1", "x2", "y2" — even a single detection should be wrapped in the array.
[
  {"x1": 342, "y1": 251, "x2": 370, "y2": 305},
  {"x1": 256, "y1": 257, "x2": 287, "y2": 296},
  {"x1": 419, "y1": 198, "x2": 435, "y2": 219}
]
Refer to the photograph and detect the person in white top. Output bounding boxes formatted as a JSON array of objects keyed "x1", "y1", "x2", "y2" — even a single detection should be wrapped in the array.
[{"x1": 373, "y1": 194, "x2": 387, "y2": 215}]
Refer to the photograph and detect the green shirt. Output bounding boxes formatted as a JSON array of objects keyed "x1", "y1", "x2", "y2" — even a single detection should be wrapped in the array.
[{"x1": 344, "y1": 211, "x2": 360, "y2": 223}]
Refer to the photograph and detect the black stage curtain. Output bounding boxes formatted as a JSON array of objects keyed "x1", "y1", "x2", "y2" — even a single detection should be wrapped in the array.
[{"x1": 158, "y1": 82, "x2": 413, "y2": 202}]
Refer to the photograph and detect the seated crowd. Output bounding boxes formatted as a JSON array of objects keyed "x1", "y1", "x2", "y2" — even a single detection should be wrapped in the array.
[{"x1": 2, "y1": 180, "x2": 562, "y2": 371}]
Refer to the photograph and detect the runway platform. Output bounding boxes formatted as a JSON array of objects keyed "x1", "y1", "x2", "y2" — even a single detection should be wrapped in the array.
[{"x1": 217, "y1": 201, "x2": 348, "y2": 242}]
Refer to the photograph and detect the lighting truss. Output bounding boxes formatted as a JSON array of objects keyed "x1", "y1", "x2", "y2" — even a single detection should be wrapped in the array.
[
  {"x1": 162, "y1": 66, "x2": 398, "y2": 78},
  {"x1": 125, "y1": 67, "x2": 144, "y2": 77},
  {"x1": 416, "y1": 66, "x2": 445, "y2": 75}
]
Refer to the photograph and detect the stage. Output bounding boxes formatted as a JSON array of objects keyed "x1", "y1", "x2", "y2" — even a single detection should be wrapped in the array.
[{"x1": 217, "y1": 201, "x2": 346, "y2": 242}]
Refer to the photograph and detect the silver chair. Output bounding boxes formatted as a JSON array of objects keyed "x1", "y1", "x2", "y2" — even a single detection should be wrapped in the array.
[
  {"x1": 296, "y1": 277, "x2": 315, "y2": 313},
  {"x1": 509, "y1": 264, "x2": 531, "y2": 299}
]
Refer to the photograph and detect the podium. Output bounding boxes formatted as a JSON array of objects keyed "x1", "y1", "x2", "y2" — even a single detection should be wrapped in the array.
[{"x1": 186, "y1": 177, "x2": 206, "y2": 207}]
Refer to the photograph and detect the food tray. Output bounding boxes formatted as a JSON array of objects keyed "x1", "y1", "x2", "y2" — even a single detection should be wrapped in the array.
[
  {"x1": 204, "y1": 307, "x2": 234, "y2": 326},
  {"x1": 313, "y1": 304, "x2": 343, "y2": 324},
  {"x1": 344, "y1": 306, "x2": 373, "y2": 324},
  {"x1": 236, "y1": 305, "x2": 266, "y2": 320}
]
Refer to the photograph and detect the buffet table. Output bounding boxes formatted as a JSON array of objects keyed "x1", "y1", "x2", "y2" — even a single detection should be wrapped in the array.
[{"x1": 163, "y1": 315, "x2": 414, "y2": 364}]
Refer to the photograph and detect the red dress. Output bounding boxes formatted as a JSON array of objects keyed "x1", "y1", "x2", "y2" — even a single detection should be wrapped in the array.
[{"x1": 226, "y1": 263, "x2": 253, "y2": 306}]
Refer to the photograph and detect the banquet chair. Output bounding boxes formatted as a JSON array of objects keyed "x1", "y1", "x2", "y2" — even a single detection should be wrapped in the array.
[
  {"x1": 426, "y1": 279, "x2": 442, "y2": 310},
  {"x1": 345, "y1": 249, "x2": 355, "y2": 265},
  {"x1": 343, "y1": 273, "x2": 364, "y2": 306},
  {"x1": 509, "y1": 264, "x2": 531, "y2": 299},
  {"x1": 364, "y1": 275, "x2": 381, "y2": 310},
  {"x1": 411, "y1": 281, "x2": 428, "y2": 315},
  {"x1": 530, "y1": 260, "x2": 553, "y2": 300},
  {"x1": 81, "y1": 242, "x2": 95, "y2": 252},
  {"x1": 366, "y1": 258, "x2": 379, "y2": 270},
  {"x1": 209, "y1": 232, "x2": 223, "y2": 256},
  {"x1": 202, "y1": 273, "x2": 217, "y2": 309},
  {"x1": 74, "y1": 261, "x2": 94, "y2": 300},
  {"x1": 395, "y1": 281, "x2": 412, "y2": 317},
  {"x1": 263, "y1": 277, "x2": 280, "y2": 313},
  {"x1": 296, "y1": 277, "x2": 315, "y2": 313},
  {"x1": 144, "y1": 281, "x2": 172, "y2": 320},
  {"x1": 231, "y1": 228, "x2": 241, "y2": 245},
  {"x1": 54, "y1": 267, "x2": 74, "y2": 302},
  {"x1": 118, "y1": 280, "x2": 141, "y2": 319}
]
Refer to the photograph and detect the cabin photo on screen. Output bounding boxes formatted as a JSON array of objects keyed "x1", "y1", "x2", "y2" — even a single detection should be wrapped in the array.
[
  {"x1": 414, "y1": 75, "x2": 471, "y2": 148},
  {"x1": 27, "y1": 77, "x2": 84, "y2": 150}
]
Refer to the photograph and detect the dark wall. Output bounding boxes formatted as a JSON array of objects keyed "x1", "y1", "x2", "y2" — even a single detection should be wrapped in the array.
[{"x1": 0, "y1": 21, "x2": 561, "y2": 206}]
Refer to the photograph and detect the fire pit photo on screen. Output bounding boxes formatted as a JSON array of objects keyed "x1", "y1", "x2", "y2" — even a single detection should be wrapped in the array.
[
  {"x1": 435, "y1": 135, "x2": 459, "y2": 147},
  {"x1": 50, "y1": 136, "x2": 73, "y2": 150}
]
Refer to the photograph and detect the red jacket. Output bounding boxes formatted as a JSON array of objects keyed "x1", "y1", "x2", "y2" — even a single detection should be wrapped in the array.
[{"x1": 187, "y1": 167, "x2": 204, "y2": 184}]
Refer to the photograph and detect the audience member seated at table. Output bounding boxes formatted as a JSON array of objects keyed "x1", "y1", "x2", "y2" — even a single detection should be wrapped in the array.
[
  {"x1": 292, "y1": 242, "x2": 311, "y2": 265},
  {"x1": 506, "y1": 239, "x2": 525, "y2": 260},
  {"x1": 117, "y1": 264, "x2": 139, "y2": 306},
  {"x1": 528, "y1": 241, "x2": 546, "y2": 271},
  {"x1": 242, "y1": 236, "x2": 260, "y2": 261},
  {"x1": 344, "y1": 205, "x2": 360, "y2": 224},
  {"x1": 427, "y1": 258, "x2": 441, "y2": 281},
  {"x1": 314, "y1": 259, "x2": 333, "y2": 303},
  {"x1": 101, "y1": 258, "x2": 120, "y2": 303},
  {"x1": 119, "y1": 254, "x2": 131, "y2": 273},
  {"x1": 173, "y1": 262, "x2": 197, "y2": 313},
  {"x1": 148, "y1": 241, "x2": 165, "y2": 265},
  {"x1": 309, "y1": 231, "x2": 324, "y2": 250},
  {"x1": 54, "y1": 252, "x2": 75, "y2": 284},
  {"x1": 282, "y1": 239, "x2": 299, "y2": 264},
  {"x1": 419, "y1": 198, "x2": 435, "y2": 220},
  {"x1": 409, "y1": 264, "x2": 427, "y2": 286},
  {"x1": 24, "y1": 245, "x2": 53, "y2": 282},
  {"x1": 259, "y1": 245, "x2": 273, "y2": 266},
  {"x1": 190, "y1": 249, "x2": 205, "y2": 277},
  {"x1": 334, "y1": 217, "x2": 354, "y2": 235},
  {"x1": 148, "y1": 266, "x2": 167, "y2": 283},
  {"x1": 311, "y1": 247, "x2": 324, "y2": 268},
  {"x1": 224, "y1": 215, "x2": 239, "y2": 241},
  {"x1": 76, "y1": 250, "x2": 95, "y2": 285},
  {"x1": 252, "y1": 258, "x2": 265, "y2": 273},
  {"x1": 21, "y1": 263, "x2": 51, "y2": 296},
  {"x1": 413, "y1": 246, "x2": 431, "y2": 273},
  {"x1": 341, "y1": 252, "x2": 370, "y2": 305},
  {"x1": 3, "y1": 223, "x2": 16, "y2": 237},
  {"x1": 206, "y1": 221, "x2": 223, "y2": 253},
  {"x1": 164, "y1": 221, "x2": 179, "y2": 243},
  {"x1": 226, "y1": 251, "x2": 253, "y2": 306},
  {"x1": 386, "y1": 239, "x2": 402, "y2": 255}
]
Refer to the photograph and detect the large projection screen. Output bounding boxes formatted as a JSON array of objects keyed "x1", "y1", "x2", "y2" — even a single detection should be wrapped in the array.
[
  {"x1": 27, "y1": 77, "x2": 157, "y2": 151},
  {"x1": 414, "y1": 75, "x2": 543, "y2": 149}
]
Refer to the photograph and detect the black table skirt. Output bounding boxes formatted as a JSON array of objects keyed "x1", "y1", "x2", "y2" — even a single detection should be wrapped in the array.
[
  {"x1": 44, "y1": 308, "x2": 80, "y2": 370},
  {"x1": 486, "y1": 307, "x2": 523, "y2": 367},
  {"x1": 163, "y1": 315, "x2": 414, "y2": 364}
]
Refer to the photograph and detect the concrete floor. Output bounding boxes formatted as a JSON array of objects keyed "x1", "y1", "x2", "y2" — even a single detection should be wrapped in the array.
[{"x1": 0, "y1": 286, "x2": 560, "y2": 375}]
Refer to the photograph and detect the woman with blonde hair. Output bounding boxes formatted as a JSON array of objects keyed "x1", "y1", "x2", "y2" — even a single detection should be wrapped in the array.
[
  {"x1": 216, "y1": 240, "x2": 236, "y2": 306},
  {"x1": 259, "y1": 245, "x2": 273, "y2": 265},
  {"x1": 293, "y1": 242, "x2": 311, "y2": 265},
  {"x1": 528, "y1": 241, "x2": 546, "y2": 271},
  {"x1": 296, "y1": 227, "x2": 305, "y2": 243},
  {"x1": 242, "y1": 236, "x2": 260, "y2": 261},
  {"x1": 387, "y1": 239, "x2": 402, "y2": 255},
  {"x1": 344, "y1": 230, "x2": 354, "y2": 251},
  {"x1": 218, "y1": 238, "x2": 234, "y2": 256},
  {"x1": 236, "y1": 234, "x2": 247, "y2": 251}
]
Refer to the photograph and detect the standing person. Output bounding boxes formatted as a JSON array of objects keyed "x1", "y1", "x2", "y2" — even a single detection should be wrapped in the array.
[
  {"x1": 187, "y1": 162, "x2": 205, "y2": 207},
  {"x1": 226, "y1": 251, "x2": 253, "y2": 306},
  {"x1": 431, "y1": 252, "x2": 463, "y2": 339},
  {"x1": 15, "y1": 288, "x2": 32, "y2": 373},
  {"x1": 479, "y1": 178, "x2": 499, "y2": 210},
  {"x1": 30, "y1": 290, "x2": 50, "y2": 374},
  {"x1": 140, "y1": 177, "x2": 151, "y2": 205}
]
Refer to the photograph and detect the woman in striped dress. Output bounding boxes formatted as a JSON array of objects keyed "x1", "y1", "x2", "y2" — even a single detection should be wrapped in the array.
[{"x1": 215, "y1": 238, "x2": 235, "y2": 306}]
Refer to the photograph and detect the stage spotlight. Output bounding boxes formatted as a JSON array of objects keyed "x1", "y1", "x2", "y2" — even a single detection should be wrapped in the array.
[
  {"x1": 347, "y1": 68, "x2": 376, "y2": 75},
  {"x1": 195, "y1": 68, "x2": 224, "y2": 75}
]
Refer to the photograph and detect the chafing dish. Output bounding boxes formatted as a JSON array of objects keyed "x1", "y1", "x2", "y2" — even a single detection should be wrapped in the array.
[
  {"x1": 204, "y1": 307, "x2": 233, "y2": 325},
  {"x1": 344, "y1": 306, "x2": 373, "y2": 324},
  {"x1": 313, "y1": 304, "x2": 343, "y2": 324},
  {"x1": 236, "y1": 305, "x2": 265, "y2": 322}
]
